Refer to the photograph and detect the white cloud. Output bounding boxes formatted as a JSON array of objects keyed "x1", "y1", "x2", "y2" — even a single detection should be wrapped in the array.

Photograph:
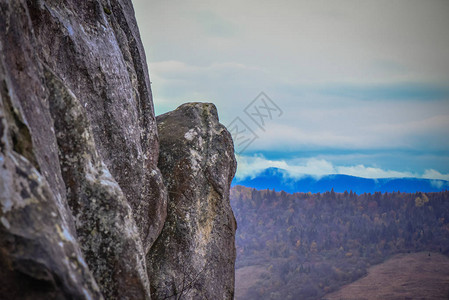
[
  {"x1": 235, "y1": 154, "x2": 449, "y2": 181},
  {"x1": 234, "y1": 154, "x2": 289, "y2": 179},
  {"x1": 335, "y1": 165, "x2": 415, "y2": 179},
  {"x1": 235, "y1": 154, "x2": 335, "y2": 179},
  {"x1": 422, "y1": 169, "x2": 449, "y2": 181}
]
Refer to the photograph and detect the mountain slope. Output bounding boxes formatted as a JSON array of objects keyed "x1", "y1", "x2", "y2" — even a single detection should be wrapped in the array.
[{"x1": 324, "y1": 252, "x2": 449, "y2": 300}]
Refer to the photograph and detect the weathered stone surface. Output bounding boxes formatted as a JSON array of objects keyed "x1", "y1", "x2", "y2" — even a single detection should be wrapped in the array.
[
  {"x1": 0, "y1": 59, "x2": 102, "y2": 299},
  {"x1": 0, "y1": 0, "x2": 75, "y2": 235},
  {"x1": 0, "y1": 0, "x2": 164, "y2": 298},
  {"x1": 27, "y1": 0, "x2": 167, "y2": 253},
  {"x1": 148, "y1": 103, "x2": 237, "y2": 300},
  {"x1": 44, "y1": 66, "x2": 151, "y2": 299}
]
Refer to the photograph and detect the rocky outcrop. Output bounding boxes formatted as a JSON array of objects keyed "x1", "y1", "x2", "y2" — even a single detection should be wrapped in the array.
[
  {"x1": 148, "y1": 103, "x2": 237, "y2": 300},
  {"x1": 0, "y1": 0, "x2": 163, "y2": 298},
  {"x1": 0, "y1": 1, "x2": 236, "y2": 299}
]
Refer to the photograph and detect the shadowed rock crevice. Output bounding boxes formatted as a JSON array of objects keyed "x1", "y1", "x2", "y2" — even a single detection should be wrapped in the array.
[{"x1": 0, "y1": 81, "x2": 37, "y2": 170}]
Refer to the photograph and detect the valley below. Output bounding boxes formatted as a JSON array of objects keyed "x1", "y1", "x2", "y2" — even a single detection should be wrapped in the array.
[
  {"x1": 232, "y1": 186, "x2": 449, "y2": 299},
  {"x1": 324, "y1": 252, "x2": 449, "y2": 300}
]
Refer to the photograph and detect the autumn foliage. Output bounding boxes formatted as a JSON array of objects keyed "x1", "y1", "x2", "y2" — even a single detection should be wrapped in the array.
[{"x1": 231, "y1": 186, "x2": 449, "y2": 299}]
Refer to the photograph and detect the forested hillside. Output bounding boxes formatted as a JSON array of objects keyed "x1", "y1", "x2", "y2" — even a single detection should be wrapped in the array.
[{"x1": 231, "y1": 186, "x2": 449, "y2": 299}]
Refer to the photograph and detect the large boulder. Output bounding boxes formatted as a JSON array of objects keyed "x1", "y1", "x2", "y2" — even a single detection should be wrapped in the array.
[{"x1": 148, "y1": 103, "x2": 237, "y2": 300}]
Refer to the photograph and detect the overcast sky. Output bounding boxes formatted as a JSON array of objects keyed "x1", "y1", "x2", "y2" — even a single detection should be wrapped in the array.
[{"x1": 132, "y1": 0, "x2": 449, "y2": 181}]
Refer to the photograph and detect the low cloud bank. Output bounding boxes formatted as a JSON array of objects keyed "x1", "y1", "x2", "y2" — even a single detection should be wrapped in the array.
[{"x1": 236, "y1": 154, "x2": 449, "y2": 181}]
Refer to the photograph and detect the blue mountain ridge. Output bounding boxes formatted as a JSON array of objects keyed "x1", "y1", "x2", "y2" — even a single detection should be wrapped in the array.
[{"x1": 232, "y1": 167, "x2": 449, "y2": 194}]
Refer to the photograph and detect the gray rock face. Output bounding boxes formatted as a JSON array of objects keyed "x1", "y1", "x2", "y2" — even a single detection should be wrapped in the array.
[
  {"x1": 1, "y1": 1, "x2": 237, "y2": 299},
  {"x1": 0, "y1": 0, "x2": 163, "y2": 298},
  {"x1": 148, "y1": 103, "x2": 237, "y2": 300},
  {"x1": 27, "y1": 0, "x2": 167, "y2": 253},
  {"x1": 0, "y1": 65, "x2": 102, "y2": 300},
  {"x1": 44, "y1": 66, "x2": 151, "y2": 299}
]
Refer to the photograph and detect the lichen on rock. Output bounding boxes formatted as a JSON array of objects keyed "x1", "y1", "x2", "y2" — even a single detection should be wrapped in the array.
[
  {"x1": 44, "y1": 66, "x2": 151, "y2": 299},
  {"x1": 27, "y1": 0, "x2": 168, "y2": 253},
  {"x1": 148, "y1": 103, "x2": 237, "y2": 300},
  {"x1": 0, "y1": 58, "x2": 102, "y2": 300}
]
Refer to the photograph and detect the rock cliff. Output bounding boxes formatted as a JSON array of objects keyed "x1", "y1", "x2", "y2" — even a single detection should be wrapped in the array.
[
  {"x1": 0, "y1": 1, "x2": 236, "y2": 299},
  {"x1": 148, "y1": 103, "x2": 237, "y2": 300}
]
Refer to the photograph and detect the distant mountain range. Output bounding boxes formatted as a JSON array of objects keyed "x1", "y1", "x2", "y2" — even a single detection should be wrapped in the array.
[{"x1": 232, "y1": 167, "x2": 449, "y2": 194}]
